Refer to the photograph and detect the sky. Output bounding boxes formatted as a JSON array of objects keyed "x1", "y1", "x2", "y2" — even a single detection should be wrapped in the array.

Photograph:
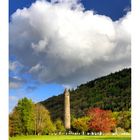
[{"x1": 9, "y1": 0, "x2": 131, "y2": 112}]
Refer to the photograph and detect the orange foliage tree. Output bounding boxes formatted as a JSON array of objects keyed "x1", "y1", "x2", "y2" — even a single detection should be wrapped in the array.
[{"x1": 87, "y1": 108, "x2": 116, "y2": 133}]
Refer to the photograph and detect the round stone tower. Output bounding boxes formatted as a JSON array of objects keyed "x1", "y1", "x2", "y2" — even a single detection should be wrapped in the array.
[{"x1": 64, "y1": 88, "x2": 71, "y2": 130}]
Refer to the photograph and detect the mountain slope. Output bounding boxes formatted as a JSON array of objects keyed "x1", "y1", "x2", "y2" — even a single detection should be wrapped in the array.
[{"x1": 40, "y1": 68, "x2": 131, "y2": 120}]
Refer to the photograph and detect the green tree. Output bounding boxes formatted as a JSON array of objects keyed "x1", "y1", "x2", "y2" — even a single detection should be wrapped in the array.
[
  {"x1": 54, "y1": 118, "x2": 65, "y2": 133},
  {"x1": 71, "y1": 117, "x2": 90, "y2": 133},
  {"x1": 9, "y1": 108, "x2": 22, "y2": 136},
  {"x1": 113, "y1": 111, "x2": 131, "y2": 132},
  {"x1": 43, "y1": 116, "x2": 56, "y2": 134},
  {"x1": 14, "y1": 97, "x2": 35, "y2": 135},
  {"x1": 35, "y1": 103, "x2": 55, "y2": 135}
]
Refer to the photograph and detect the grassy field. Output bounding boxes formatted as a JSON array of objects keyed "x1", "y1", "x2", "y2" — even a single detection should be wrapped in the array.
[{"x1": 9, "y1": 135, "x2": 131, "y2": 140}]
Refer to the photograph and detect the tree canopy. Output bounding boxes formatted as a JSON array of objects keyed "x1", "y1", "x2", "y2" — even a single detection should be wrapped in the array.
[
  {"x1": 87, "y1": 108, "x2": 116, "y2": 132},
  {"x1": 9, "y1": 98, "x2": 56, "y2": 136}
]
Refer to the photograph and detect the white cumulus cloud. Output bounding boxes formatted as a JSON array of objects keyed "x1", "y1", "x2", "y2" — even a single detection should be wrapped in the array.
[{"x1": 9, "y1": 0, "x2": 131, "y2": 87}]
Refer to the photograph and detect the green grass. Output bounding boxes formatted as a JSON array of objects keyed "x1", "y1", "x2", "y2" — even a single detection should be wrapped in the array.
[{"x1": 9, "y1": 135, "x2": 131, "y2": 140}]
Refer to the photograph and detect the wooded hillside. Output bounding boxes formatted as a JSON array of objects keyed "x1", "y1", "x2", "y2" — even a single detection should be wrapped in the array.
[{"x1": 40, "y1": 68, "x2": 131, "y2": 120}]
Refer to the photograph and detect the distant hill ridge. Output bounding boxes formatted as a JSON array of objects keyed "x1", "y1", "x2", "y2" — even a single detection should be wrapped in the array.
[{"x1": 40, "y1": 68, "x2": 131, "y2": 120}]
